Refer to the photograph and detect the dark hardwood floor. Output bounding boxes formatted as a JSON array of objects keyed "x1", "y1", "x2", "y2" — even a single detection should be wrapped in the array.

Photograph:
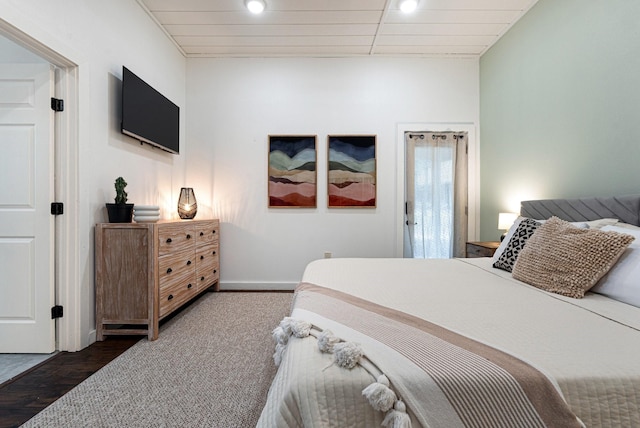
[{"x1": 0, "y1": 336, "x2": 140, "y2": 428}]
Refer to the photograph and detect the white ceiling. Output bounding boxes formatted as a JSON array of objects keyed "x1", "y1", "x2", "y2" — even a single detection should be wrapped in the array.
[{"x1": 139, "y1": 0, "x2": 538, "y2": 58}]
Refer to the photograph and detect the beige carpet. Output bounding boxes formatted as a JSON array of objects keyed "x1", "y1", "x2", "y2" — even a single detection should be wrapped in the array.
[{"x1": 22, "y1": 292, "x2": 292, "y2": 428}]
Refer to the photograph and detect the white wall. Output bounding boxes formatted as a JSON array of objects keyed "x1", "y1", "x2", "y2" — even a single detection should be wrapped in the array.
[
  {"x1": 0, "y1": 0, "x2": 187, "y2": 348},
  {"x1": 186, "y1": 57, "x2": 479, "y2": 289}
]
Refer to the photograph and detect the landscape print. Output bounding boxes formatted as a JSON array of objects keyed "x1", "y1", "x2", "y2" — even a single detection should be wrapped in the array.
[
  {"x1": 268, "y1": 135, "x2": 317, "y2": 207},
  {"x1": 328, "y1": 135, "x2": 376, "y2": 208}
]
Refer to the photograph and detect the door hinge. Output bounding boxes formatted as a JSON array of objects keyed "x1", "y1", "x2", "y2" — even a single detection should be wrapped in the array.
[
  {"x1": 51, "y1": 97, "x2": 64, "y2": 112},
  {"x1": 51, "y1": 202, "x2": 64, "y2": 215},
  {"x1": 51, "y1": 305, "x2": 63, "y2": 319}
]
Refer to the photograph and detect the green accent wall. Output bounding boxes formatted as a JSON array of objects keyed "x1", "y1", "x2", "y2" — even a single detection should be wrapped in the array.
[{"x1": 479, "y1": 0, "x2": 640, "y2": 240}]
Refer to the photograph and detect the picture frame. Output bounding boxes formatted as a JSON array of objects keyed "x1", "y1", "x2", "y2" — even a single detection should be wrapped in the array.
[
  {"x1": 268, "y1": 135, "x2": 317, "y2": 208},
  {"x1": 327, "y1": 135, "x2": 376, "y2": 208}
]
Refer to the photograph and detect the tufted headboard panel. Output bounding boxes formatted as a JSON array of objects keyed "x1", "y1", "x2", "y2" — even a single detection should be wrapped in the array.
[{"x1": 520, "y1": 194, "x2": 640, "y2": 227}]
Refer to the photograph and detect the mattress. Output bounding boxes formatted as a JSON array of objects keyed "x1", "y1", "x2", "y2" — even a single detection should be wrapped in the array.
[{"x1": 259, "y1": 257, "x2": 640, "y2": 427}]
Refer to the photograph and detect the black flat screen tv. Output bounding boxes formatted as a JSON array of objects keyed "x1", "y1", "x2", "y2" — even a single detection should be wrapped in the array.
[{"x1": 121, "y1": 66, "x2": 180, "y2": 154}]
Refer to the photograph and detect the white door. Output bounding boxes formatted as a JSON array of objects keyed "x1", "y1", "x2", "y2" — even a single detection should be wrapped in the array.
[{"x1": 0, "y1": 63, "x2": 55, "y2": 353}]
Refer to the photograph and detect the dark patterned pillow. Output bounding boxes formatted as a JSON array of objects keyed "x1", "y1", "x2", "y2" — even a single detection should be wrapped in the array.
[{"x1": 493, "y1": 218, "x2": 541, "y2": 272}]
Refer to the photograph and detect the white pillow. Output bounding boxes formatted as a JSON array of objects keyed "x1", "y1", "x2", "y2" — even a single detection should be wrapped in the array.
[
  {"x1": 590, "y1": 225, "x2": 640, "y2": 308},
  {"x1": 614, "y1": 222, "x2": 640, "y2": 231},
  {"x1": 584, "y1": 218, "x2": 619, "y2": 229}
]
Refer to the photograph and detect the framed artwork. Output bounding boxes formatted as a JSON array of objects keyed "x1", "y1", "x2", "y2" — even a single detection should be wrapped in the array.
[
  {"x1": 327, "y1": 135, "x2": 376, "y2": 208},
  {"x1": 268, "y1": 135, "x2": 317, "y2": 208}
]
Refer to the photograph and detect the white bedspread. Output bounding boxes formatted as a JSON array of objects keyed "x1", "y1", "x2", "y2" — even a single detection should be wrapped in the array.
[{"x1": 297, "y1": 257, "x2": 640, "y2": 427}]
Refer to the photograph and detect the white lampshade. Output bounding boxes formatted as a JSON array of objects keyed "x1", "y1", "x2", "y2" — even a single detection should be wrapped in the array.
[
  {"x1": 245, "y1": 0, "x2": 266, "y2": 14},
  {"x1": 498, "y1": 212, "x2": 518, "y2": 231}
]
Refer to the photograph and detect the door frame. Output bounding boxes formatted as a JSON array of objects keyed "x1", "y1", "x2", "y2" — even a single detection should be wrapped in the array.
[
  {"x1": 0, "y1": 20, "x2": 81, "y2": 351},
  {"x1": 395, "y1": 122, "x2": 479, "y2": 257}
]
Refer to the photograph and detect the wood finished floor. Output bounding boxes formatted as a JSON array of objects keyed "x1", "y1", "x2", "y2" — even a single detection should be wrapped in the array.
[{"x1": 0, "y1": 336, "x2": 140, "y2": 428}]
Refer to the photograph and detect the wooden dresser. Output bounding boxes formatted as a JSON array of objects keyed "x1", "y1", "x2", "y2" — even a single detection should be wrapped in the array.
[{"x1": 95, "y1": 219, "x2": 219, "y2": 341}]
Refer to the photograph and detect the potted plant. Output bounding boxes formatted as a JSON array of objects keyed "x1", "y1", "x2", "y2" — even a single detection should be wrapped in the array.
[{"x1": 106, "y1": 177, "x2": 134, "y2": 223}]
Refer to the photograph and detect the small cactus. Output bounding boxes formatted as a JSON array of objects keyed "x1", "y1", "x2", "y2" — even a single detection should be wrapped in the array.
[{"x1": 114, "y1": 177, "x2": 128, "y2": 204}]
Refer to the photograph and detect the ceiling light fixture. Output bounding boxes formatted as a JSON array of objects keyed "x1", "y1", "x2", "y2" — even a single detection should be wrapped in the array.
[
  {"x1": 245, "y1": 0, "x2": 266, "y2": 14},
  {"x1": 399, "y1": 0, "x2": 418, "y2": 14}
]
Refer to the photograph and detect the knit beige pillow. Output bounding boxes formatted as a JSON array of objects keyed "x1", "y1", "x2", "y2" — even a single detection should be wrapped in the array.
[{"x1": 512, "y1": 216, "x2": 635, "y2": 298}]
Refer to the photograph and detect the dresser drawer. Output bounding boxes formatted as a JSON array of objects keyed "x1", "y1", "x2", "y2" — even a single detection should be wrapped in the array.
[
  {"x1": 158, "y1": 247, "x2": 196, "y2": 290},
  {"x1": 158, "y1": 223, "x2": 196, "y2": 255},
  {"x1": 159, "y1": 280, "x2": 196, "y2": 318},
  {"x1": 196, "y1": 242, "x2": 218, "y2": 266},
  {"x1": 196, "y1": 265, "x2": 219, "y2": 292},
  {"x1": 196, "y1": 253, "x2": 219, "y2": 292},
  {"x1": 196, "y1": 242, "x2": 220, "y2": 291},
  {"x1": 195, "y1": 220, "x2": 219, "y2": 245}
]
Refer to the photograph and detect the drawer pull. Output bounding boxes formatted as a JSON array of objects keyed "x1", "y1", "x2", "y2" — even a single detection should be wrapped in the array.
[
  {"x1": 187, "y1": 283, "x2": 193, "y2": 289},
  {"x1": 168, "y1": 294, "x2": 174, "y2": 301},
  {"x1": 212, "y1": 230, "x2": 216, "y2": 234},
  {"x1": 213, "y1": 269, "x2": 217, "y2": 274},
  {"x1": 166, "y1": 238, "x2": 172, "y2": 243},
  {"x1": 212, "y1": 251, "x2": 216, "y2": 255},
  {"x1": 187, "y1": 260, "x2": 192, "y2": 266},
  {"x1": 200, "y1": 255, "x2": 204, "y2": 260},
  {"x1": 186, "y1": 234, "x2": 191, "y2": 239},
  {"x1": 166, "y1": 268, "x2": 173, "y2": 274},
  {"x1": 200, "y1": 231, "x2": 204, "y2": 236},
  {"x1": 200, "y1": 276, "x2": 205, "y2": 281}
]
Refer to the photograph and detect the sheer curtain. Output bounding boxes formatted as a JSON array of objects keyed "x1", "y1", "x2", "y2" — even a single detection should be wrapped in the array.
[{"x1": 405, "y1": 132, "x2": 468, "y2": 258}]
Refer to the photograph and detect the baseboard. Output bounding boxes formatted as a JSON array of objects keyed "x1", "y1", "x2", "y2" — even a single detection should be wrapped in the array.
[
  {"x1": 219, "y1": 281, "x2": 297, "y2": 291},
  {"x1": 87, "y1": 329, "x2": 96, "y2": 346}
]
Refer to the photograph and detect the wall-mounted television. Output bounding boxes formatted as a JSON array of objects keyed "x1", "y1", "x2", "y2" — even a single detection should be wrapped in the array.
[{"x1": 121, "y1": 66, "x2": 180, "y2": 154}]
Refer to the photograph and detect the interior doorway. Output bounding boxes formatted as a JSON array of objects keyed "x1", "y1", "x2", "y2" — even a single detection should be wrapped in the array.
[{"x1": 0, "y1": 21, "x2": 80, "y2": 359}]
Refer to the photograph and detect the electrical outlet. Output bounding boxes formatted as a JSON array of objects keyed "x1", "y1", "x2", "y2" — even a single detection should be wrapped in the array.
[{"x1": 323, "y1": 251, "x2": 332, "y2": 259}]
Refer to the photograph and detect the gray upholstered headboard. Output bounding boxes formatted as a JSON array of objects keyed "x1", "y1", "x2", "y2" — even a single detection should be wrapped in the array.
[{"x1": 520, "y1": 194, "x2": 640, "y2": 227}]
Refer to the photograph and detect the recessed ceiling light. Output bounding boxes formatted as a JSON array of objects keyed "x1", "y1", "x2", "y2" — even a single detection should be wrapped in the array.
[
  {"x1": 245, "y1": 0, "x2": 266, "y2": 14},
  {"x1": 399, "y1": 0, "x2": 418, "y2": 14}
]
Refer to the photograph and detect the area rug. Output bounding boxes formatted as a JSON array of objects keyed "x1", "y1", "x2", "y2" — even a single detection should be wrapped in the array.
[{"x1": 22, "y1": 292, "x2": 292, "y2": 427}]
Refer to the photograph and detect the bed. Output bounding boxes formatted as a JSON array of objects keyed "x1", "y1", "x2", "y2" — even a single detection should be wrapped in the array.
[{"x1": 257, "y1": 195, "x2": 640, "y2": 428}]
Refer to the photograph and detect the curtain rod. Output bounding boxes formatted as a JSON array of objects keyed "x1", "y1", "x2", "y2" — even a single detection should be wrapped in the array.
[{"x1": 408, "y1": 133, "x2": 466, "y2": 140}]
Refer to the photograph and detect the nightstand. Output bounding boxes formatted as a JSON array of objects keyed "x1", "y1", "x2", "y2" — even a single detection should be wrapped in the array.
[{"x1": 465, "y1": 241, "x2": 500, "y2": 258}]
